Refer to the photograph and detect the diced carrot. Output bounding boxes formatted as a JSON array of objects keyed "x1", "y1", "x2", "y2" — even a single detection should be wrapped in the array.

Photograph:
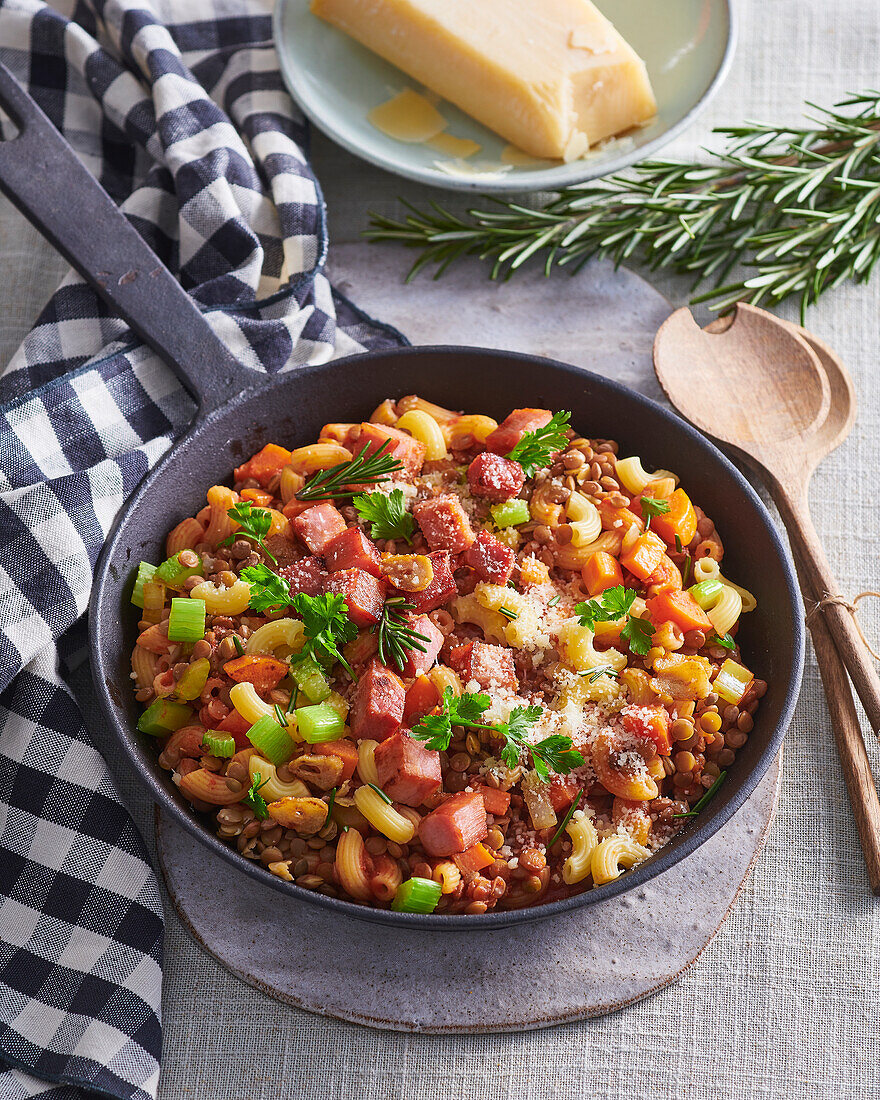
[
  {"x1": 619, "y1": 531, "x2": 666, "y2": 581},
  {"x1": 223, "y1": 654, "x2": 289, "y2": 694},
  {"x1": 234, "y1": 443, "x2": 292, "y2": 488},
  {"x1": 403, "y1": 674, "x2": 441, "y2": 725},
  {"x1": 645, "y1": 555, "x2": 682, "y2": 593},
  {"x1": 474, "y1": 786, "x2": 511, "y2": 815},
  {"x1": 646, "y1": 588, "x2": 712, "y2": 632},
  {"x1": 453, "y1": 842, "x2": 494, "y2": 873},
  {"x1": 599, "y1": 499, "x2": 644, "y2": 533},
  {"x1": 621, "y1": 703, "x2": 673, "y2": 756},
  {"x1": 548, "y1": 778, "x2": 580, "y2": 813},
  {"x1": 651, "y1": 488, "x2": 698, "y2": 548},
  {"x1": 582, "y1": 550, "x2": 624, "y2": 596},
  {"x1": 240, "y1": 487, "x2": 273, "y2": 507},
  {"x1": 317, "y1": 738, "x2": 359, "y2": 781},
  {"x1": 282, "y1": 497, "x2": 311, "y2": 521}
]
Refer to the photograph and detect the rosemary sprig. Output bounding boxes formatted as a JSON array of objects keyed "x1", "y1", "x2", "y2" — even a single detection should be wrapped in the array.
[
  {"x1": 297, "y1": 440, "x2": 403, "y2": 502},
  {"x1": 374, "y1": 595, "x2": 431, "y2": 672},
  {"x1": 366, "y1": 91, "x2": 880, "y2": 320}
]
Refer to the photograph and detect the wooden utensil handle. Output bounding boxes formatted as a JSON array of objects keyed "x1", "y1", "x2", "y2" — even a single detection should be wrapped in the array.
[{"x1": 774, "y1": 481, "x2": 880, "y2": 735}]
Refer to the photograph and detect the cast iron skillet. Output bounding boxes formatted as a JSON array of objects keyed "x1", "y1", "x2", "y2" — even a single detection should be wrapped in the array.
[{"x1": 0, "y1": 64, "x2": 804, "y2": 929}]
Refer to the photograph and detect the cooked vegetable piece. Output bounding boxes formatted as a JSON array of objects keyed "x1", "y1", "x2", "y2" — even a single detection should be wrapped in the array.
[
  {"x1": 290, "y1": 652, "x2": 332, "y2": 703},
  {"x1": 155, "y1": 551, "x2": 203, "y2": 589},
  {"x1": 167, "y1": 597, "x2": 206, "y2": 642},
  {"x1": 713, "y1": 658, "x2": 754, "y2": 705},
  {"x1": 391, "y1": 876, "x2": 442, "y2": 913},
  {"x1": 650, "y1": 487, "x2": 697, "y2": 547},
  {"x1": 131, "y1": 561, "x2": 158, "y2": 608},
  {"x1": 295, "y1": 702, "x2": 346, "y2": 743},
  {"x1": 234, "y1": 443, "x2": 293, "y2": 487},
  {"x1": 246, "y1": 715, "x2": 295, "y2": 766},
  {"x1": 490, "y1": 499, "x2": 530, "y2": 529},
  {"x1": 582, "y1": 550, "x2": 623, "y2": 596},
  {"x1": 202, "y1": 731, "x2": 236, "y2": 758},
  {"x1": 137, "y1": 699, "x2": 193, "y2": 736},
  {"x1": 647, "y1": 588, "x2": 712, "y2": 632}
]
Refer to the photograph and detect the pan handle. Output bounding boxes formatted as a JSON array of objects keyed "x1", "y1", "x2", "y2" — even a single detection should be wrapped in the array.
[{"x1": 0, "y1": 61, "x2": 258, "y2": 418}]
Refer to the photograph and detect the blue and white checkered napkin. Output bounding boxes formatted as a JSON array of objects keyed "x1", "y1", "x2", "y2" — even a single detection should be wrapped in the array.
[{"x1": 0, "y1": 1, "x2": 404, "y2": 1097}]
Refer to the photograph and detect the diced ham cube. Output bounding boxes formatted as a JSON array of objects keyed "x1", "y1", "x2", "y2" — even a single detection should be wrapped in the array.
[
  {"x1": 263, "y1": 534, "x2": 303, "y2": 570},
  {"x1": 413, "y1": 495, "x2": 475, "y2": 553},
  {"x1": 324, "y1": 568, "x2": 386, "y2": 628},
  {"x1": 485, "y1": 408, "x2": 553, "y2": 455},
  {"x1": 398, "y1": 614, "x2": 444, "y2": 678},
  {"x1": 464, "y1": 531, "x2": 515, "y2": 585},
  {"x1": 467, "y1": 452, "x2": 526, "y2": 501},
  {"x1": 418, "y1": 791, "x2": 488, "y2": 856},
  {"x1": 357, "y1": 422, "x2": 426, "y2": 478},
  {"x1": 405, "y1": 552, "x2": 457, "y2": 613},
  {"x1": 473, "y1": 786, "x2": 511, "y2": 816},
  {"x1": 350, "y1": 658, "x2": 405, "y2": 740},
  {"x1": 373, "y1": 729, "x2": 442, "y2": 806},
  {"x1": 448, "y1": 641, "x2": 518, "y2": 692},
  {"x1": 324, "y1": 526, "x2": 382, "y2": 578},
  {"x1": 292, "y1": 503, "x2": 347, "y2": 553},
  {"x1": 280, "y1": 555, "x2": 326, "y2": 597}
]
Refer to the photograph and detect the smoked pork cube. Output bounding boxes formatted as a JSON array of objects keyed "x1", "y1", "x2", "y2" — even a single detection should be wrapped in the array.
[
  {"x1": 413, "y1": 494, "x2": 475, "y2": 552},
  {"x1": 292, "y1": 503, "x2": 347, "y2": 553},
  {"x1": 350, "y1": 657, "x2": 405, "y2": 740},
  {"x1": 418, "y1": 791, "x2": 488, "y2": 856},
  {"x1": 449, "y1": 640, "x2": 518, "y2": 691},
  {"x1": 464, "y1": 530, "x2": 515, "y2": 585},
  {"x1": 324, "y1": 568, "x2": 386, "y2": 627},
  {"x1": 405, "y1": 551, "x2": 457, "y2": 613},
  {"x1": 374, "y1": 729, "x2": 442, "y2": 805},
  {"x1": 398, "y1": 613, "x2": 444, "y2": 678},
  {"x1": 280, "y1": 555, "x2": 327, "y2": 597},
  {"x1": 324, "y1": 525, "x2": 382, "y2": 577},
  {"x1": 357, "y1": 422, "x2": 426, "y2": 478},
  {"x1": 467, "y1": 452, "x2": 526, "y2": 501},
  {"x1": 485, "y1": 408, "x2": 552, "y2": 455}
]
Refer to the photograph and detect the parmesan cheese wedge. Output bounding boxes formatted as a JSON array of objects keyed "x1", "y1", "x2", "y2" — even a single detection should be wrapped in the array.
[{"x1": 311, "y1": 0, "x2": 657, "y2": 160}]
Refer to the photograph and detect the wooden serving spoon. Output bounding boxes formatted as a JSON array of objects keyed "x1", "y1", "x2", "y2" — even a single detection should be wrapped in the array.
[{"x1": 654, "y1": 304, "x2": 880, "y2": 738}]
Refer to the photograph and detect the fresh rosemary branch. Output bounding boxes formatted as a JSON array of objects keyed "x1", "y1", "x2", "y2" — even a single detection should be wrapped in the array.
[
  {"x1": 366, "y1": 91, "x2": 880, "y2": 320},
  {"x1": 297, "y1": 440, "x2": 402, "y2": 502},
  {"x1": 374, "y1": 595, "x2": 430, "y2": 671}
]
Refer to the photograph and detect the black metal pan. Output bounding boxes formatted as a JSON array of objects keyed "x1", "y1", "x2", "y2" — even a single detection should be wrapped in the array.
[{"x1": 0, "y1": 63, "x2": 804, "y2": 929}]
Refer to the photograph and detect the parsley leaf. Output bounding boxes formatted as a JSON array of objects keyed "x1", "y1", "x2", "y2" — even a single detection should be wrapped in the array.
[
  {"x1": 241, "y1": 563, "x2": 292, "y2": 612},
  {"x1": 353, "y1": 489, "x2": 414, "y2": 543},
  {"x1": 640, "y1": 495, "x2": 671, "y2": 530},
  {"x1": 499, "y1": 705, "x2": 544, "y2": 769},
  {"x1": 505, "y1": 411, "x2": 571, "y2": 476},
  {"x1": 243, "y1": 772, "x2": 271, "y2": 820},
  {"x1": 576, "y1": 584, "x2": 654, "y2": 657},
  {"x1": 411, "y1": 688, "x2": 493, "y2": 751},
  {"x1": 708, "y1": 630, "x2": 736, "y2": 651},
  {"x1": 220, "y1": 501, "x2": 277, "y2": 564},
  {"x1": 530, "y1": 734, "x2": 585, "y2": 781},
  {"x1": 291, "y1": 593, "x2": 358, "y2": 678},
  {"x1": 621, "y1": 615, "x2": 654, "y2": 656}
]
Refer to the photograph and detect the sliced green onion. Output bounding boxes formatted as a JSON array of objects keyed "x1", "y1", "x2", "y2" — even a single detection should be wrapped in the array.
[
  {"x1": 131, "y1": 562, "x2": 158, "y2": 608},
  {"x1": 296, "y1": 702, "x2": 345, "y2": 743},
  {"x1": 174, "y1": 657, "x2": 211, "y2": 701},
  {"x1": 154, "y1": 551, "x2": 204, "y2": 589},
  {"x1": 548, "y1": 595, "x2": 561, "y2": 607},
  {"x1": 246, "y1": 715, "x2": 295, "y2": 766},
  {"x1": 137, "y1": 698, "x2": 193, "y2": 737},
  {"x1": 548, "y1": 791, "x2": 582, "y2": 849},
  {"x1": 498, "y1": 606, "x2": 517, "y2": 620},
  {"x1": 688, "y1": 579, "x2": 723, "y2": 610},
  {"x1": 490, "y1": 499, "x2": 530, "y2": 528},
  {"x1": 674, "y1": 770, "x2": 727, "y2": 818},
  {"x1": 167, "y1": 597, "x2": 206, "y2": 642},
  {"x1": 391, "y1": 876, "x2": 442, "y2": 913},
  {"x1": 203, "y1": 731, "x2": 236, "y2": 758},
  {"x1": 291, "y1": 652, "x2": 331, "y2": 703}
]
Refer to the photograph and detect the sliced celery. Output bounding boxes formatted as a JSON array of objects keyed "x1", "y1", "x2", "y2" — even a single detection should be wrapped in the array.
[
  {"x1": 131, "y1": 562, "x2": 158, "y2": 609},
  {"x1": 202, "y1": 731, "x2": 235, "y2": 758},
  {"x1": 490, "y1": 499, "x2": 530, "y2": 529},
  {"x1": 167, "y1": 598, "x2": 206, "y2": 642},
  {"x1": 246, "y1": 715, "x2": 295, "y2": 766},
  {"x1": 174, "y1": 657, "x2": 211, "y2": 700},
  {"x1": 391, "y1": 877, "x2": 442, "y2": 913},
  {"x1": 296, "y1": 703, "x2": 345, "y2": 743},
  {"x1": 137, "y1": 699, "x2": 193, "y2": 737},
  {"x1": 688, "y1": 579, "x2": 723, "y2": 610},
  {"x1": 713, "y1": 658, "x2": 753, "y2": 706},
  {"x1": 155, "y1": 551, "x2": 203, "y2": 589},
  {"x1": 290, "y1": 652, "x2": 331, "y2": 703}
]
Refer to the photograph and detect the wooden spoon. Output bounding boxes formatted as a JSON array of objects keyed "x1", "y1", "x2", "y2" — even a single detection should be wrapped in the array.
[
  {"x1": 699, "y1": 314, "x2": 880, "y2": 893},
  {"x1": 654, "y1": 304, "x2": 880, "y2": 739}
]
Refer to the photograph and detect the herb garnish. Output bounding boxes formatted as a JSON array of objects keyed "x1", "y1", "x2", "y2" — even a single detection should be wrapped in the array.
[
  {"x1": 241, "y1": 562, "x2": 292, "y2": 612},
  {"x1": 499, "y1": 606, "x2": 518, "y2": 620},
  {"x1": 579, "y1": 665, "x2": 621, "y2": 683},
  {"x1": 323, "y1": 787, "x2": 337, "y2": 828},
  {"x1": 548, "y1": 595, "x2": 562, "y2": 607},
  {"x1": 367, "y1": 782, "x2": 393, "y2": 805},
  {"x1": 374, "y1": 595, "x2": 431, "y2": 672},
  {"x1": 221, "y1": 501, "x2": 277, "y2": 564},
  {"x1": 296, "y1": 440, "x2": 403, "y2": 502},
  {"x1": 291, "y1": 593, "x2": 358, "y2": 679},
  {"x1": 243, "y1": 772, "x2": 271, "y2": 820},
  {"x1": 548, "y1": 791, "x2": 583, "y2": 849},
  {"x1": 575, "y1": 585, "x2": 655, "y2": 657},
  {"x1": 505, "y1": 411, "x2": 571, "y2": 476},
  {"x1": 411, "y1": 689, "x2": 584, "y2": 778},
  {"x1": 674, "y1": 770, "x2": 727, "y2": 818},
  {"x1": 232, "y1": 634, "x2": 245, "y2": 656},
  {"x1": 708, "y1": 631, "x2": 736, "y2": 651},
  {"x1": 640, "y1": 495, "x2": 671, "y2": 531},
  {"x1": 354, "y1": 488, "x2": 414, "y2": 542},
  {"x1": 273, "y1": 703, "x2": 288, "y2": 727}
]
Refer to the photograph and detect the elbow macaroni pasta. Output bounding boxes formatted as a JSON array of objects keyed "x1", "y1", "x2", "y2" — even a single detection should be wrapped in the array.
[
  {"x1": 354, "y1": 785, "x2": 416, "y2": 844},
  {"x1": 590, "y1": 835, "x2": 651, "y2": 886},
  {"x1": 563, "y1": 811, "x2": 599, "y2": 885}
]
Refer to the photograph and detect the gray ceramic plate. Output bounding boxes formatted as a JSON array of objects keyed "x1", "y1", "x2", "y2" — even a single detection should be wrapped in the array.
[{"x1": 273, "y1": 0, "x2": 736, "y2": 192}]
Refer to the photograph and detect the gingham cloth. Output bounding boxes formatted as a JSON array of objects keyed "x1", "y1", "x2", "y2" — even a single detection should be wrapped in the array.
[{"x1": 0, "y1": 1, "x2": 405, "y2": 1098}]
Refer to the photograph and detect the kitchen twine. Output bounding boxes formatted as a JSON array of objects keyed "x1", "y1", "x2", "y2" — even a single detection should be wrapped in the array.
[{"x1": 808, "y1": 591, "x2": 880, "y2": 661}]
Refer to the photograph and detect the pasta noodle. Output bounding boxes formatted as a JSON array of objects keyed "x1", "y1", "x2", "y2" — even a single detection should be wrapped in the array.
[
  {"x1": 246, "y1": 618, "x2": 305, "y2": 656},
  {"x1": 190, "y1": 579, "x2": 251, "y2": 615},
  {"x1": 563, "y1": 811, "x2": 599, "y2": 885},
  {"x1": 248, "y1": 755, "x2": 309, "y2": 801},
  {"x1": 395, "y1": 410, "x2": 448, "y2": 460},
  {"x1": 706, "y1": 584, "x2": 744, "y2": 637},
  {"x1": 356, "y1": 740, "x2": 380, "y2": 786},
  {"x1": 166, "y1": 517, "x2": 205, "y2": 556},
  {"x1": 354, "y1": 785, "x2": 416, "y2": 843},
  {"x1": 590, "y1": 835, "x2": 651, "y2": 886},
  {"x1": 335, "y1": 827, "x2": 372, "y2": 901}
]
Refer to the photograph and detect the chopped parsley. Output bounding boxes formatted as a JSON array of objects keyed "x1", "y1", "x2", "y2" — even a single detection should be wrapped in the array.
[
  {"x1": 575, "y1": 584, "x2": 654, "y2": 657},
  {"x1": 640, "y1": 495, "x2": 671, "y2": 530},
  {"x1": 241, "y1": 563, "x2": 292, "y2": 612},
  {"x1": 505, "y1": 411, "x2": 571, "y2": 476},
  {"x1": 353, "y1": 488, "x2": 414, "y2": 543},
  {"x1": 291, "y1": 592, "x2": 358, "y2": 678},
  {"x1": 221, "y1": 501, "x2": 277, "y2": 563},
  {"x1": 243, "y1": 772, "x2": 271, "y2": 820}
]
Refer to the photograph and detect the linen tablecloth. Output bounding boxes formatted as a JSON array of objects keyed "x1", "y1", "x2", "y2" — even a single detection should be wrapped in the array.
[{"x1": 2, "y1": 0, "x2": 879, "y2": 1097}]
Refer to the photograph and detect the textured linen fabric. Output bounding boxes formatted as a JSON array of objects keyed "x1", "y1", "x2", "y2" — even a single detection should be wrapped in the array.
[
  {"x1": 0, "y1": 1, "x2": 401, "y2": 1099},
  {"x1": 2, "y1": 1, "x2": 880, "y2": 1099}
]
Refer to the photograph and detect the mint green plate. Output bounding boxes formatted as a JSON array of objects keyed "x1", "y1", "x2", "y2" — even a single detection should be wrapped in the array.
[{"x1": 274, "y1": 0, "x2": 736, "y2": 193}]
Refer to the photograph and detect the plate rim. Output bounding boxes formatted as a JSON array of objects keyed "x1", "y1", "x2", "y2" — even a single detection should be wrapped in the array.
[{"x1": 272, "y1": 0, "x2": 738, "y2": 193}]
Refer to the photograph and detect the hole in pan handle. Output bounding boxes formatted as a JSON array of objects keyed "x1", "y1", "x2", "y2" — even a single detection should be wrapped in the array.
[{"x1": 0, "y1": 60, "x2": 258, "y2": 419}]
